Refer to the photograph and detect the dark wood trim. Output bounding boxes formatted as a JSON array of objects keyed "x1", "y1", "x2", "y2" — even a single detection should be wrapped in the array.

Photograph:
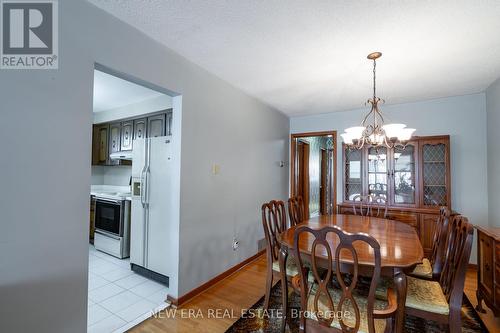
[
  {"x1": 468, "y1": 263, "x2": 478, "y2": 270},
  {"x1": 167, "y1": 250, "x2": 265, "y2": 307},
  {"x1": 290, "y1": 131, "x2": 337, "y2": 214}
]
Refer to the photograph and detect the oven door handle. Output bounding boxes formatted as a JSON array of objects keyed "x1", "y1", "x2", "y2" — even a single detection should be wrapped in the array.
[
  {"x1": 95, "y1": 229, "x2": 121, "y2": 240},
  {"x1": 96, "y1": 198, "x2": 122, "y2": 205}
]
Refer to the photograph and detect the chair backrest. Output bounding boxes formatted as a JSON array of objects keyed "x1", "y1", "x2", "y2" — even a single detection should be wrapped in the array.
[
  {"x1": 439, "y1": 215, "x2": 474, "y2": 307},
  {"x1": 293, "y1": 225, "x2": 381, "y2": 333},
  {"x1": 369, "y1": 194, "x2": 388, "y2": 218},
  {"x1": 261, "y1": 200, "x2": 287, "y2": 263},
  {"x1": 429, "y1": 207, "x2": 451, "y2": 276},
  {"x1": 352, "y1": 194, "x2": 370, "y2": 216},
  {"x1": 288, "y1": 196, "x2": 305, "y2": 227}
]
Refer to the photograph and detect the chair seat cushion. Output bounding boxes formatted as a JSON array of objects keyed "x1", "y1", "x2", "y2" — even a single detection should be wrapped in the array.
[
  {"x1": 405, "y1": 276, "x2": 449, "y2": 315},
  {"x1": 272, "y1": 257, "x2": 316, "y2": 283},
  {"x1": 272, "y1": 257, "x2": 299, "y2": 276},
  {"x1": 374, "y1": 277, "x2": 394, "y2": 301},
  {"x1": 306, "y1": 285, "x2": 388, "y2": 333},
  {"x1": 411, "y1": 258, "x2": 433, "y2": 278}
]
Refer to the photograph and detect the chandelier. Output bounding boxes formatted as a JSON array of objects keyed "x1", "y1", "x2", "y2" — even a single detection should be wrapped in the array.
[{"x1": 340, "y1": 52, "x2": 415, "y2": 149}]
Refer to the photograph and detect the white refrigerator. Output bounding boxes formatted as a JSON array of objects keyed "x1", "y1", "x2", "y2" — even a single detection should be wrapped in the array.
[{"x1": 131, "y1": 136, "x2": 173, "y2": 280}]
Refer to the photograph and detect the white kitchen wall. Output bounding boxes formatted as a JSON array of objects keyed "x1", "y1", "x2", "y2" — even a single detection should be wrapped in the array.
[
  {"x1": 93, "y1": 94, "x2": 172, "y2": 124},
  {"x1": 0, "y1": 2, "x2": 288, "y2": 332},
  {"x1": 486, "y1": 78, "x2": 500, "y2": 227},
  {"x1": 291, "y1": 93, "x2": 488, "y2": 263},
  {"x1": 91, "y1": 165, "x2": 132, "y2": 186}
]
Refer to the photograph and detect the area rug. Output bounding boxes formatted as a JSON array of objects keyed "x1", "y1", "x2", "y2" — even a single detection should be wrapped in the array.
[{"x1": 225, "y1": 283, "x2": 488, "y2": 333}]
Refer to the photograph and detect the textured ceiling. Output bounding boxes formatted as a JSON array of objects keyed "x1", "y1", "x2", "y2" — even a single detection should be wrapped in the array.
[
  {"x1": 88, "y1": 0, "x2": 500, "y2": 116},
  {"x1": 93, "y1": 70, "x2": 164, "y2": 112}
]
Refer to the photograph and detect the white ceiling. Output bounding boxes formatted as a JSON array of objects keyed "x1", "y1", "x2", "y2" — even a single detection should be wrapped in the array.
[
  {"x1": 93, "y1": 70, "x2": 164, "y2": 113},
  {"x1": 88, "y1": 1, "x2": 500, "y2": 116}
]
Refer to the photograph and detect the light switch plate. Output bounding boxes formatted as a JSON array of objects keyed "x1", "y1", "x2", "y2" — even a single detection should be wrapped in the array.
[{"x1": 212, "y1": 164, "x2": 220, "y2": 175}]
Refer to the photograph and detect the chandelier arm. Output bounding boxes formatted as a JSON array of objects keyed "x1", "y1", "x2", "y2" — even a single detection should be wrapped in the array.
[
  {"x1": 383, "y1": 135, "x2": 394, "y2": 149},
  {"x1": 361, "y1": 103, "x2": 374, "y2": 125},
  {"x1": 358, "y1": 136, "x2": 365, "y2": 150},
  {"x1": 374, "y1": 104, "x2": 385, "y2": 124}
]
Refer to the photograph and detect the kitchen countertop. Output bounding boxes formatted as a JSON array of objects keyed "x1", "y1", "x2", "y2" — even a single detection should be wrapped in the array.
[{"x1": 90, "y1": 185, "x2": 132, "y2": 200}]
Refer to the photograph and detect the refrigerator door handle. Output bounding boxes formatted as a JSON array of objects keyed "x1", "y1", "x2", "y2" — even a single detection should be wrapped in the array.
[
  {"x1": 144, "y1": 166, "x2": 150, "y2": 206},
  {"x1": 140, "y1": 166, "x2": 146, "y2": 206},
  {"x1": 140, "y1": 139, "x2": 148, "y2": 207}
]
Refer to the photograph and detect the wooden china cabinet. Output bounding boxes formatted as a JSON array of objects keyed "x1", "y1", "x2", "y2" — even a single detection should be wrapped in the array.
[{"x1": 338, "y1": 135, "x2": 452, "y2": 257}]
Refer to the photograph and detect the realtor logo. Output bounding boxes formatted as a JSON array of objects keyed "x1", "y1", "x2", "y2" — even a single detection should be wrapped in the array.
[{"x1": 1, "y1": 0, "x2": 58, "y2": 69}]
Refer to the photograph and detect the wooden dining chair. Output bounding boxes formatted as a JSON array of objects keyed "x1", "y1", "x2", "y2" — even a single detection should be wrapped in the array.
[
  {"x1": 352, "y1": 194, "x2": 371, "y2": 216},
  {"x1": 262, "y1": 200, "x2": 300, "y2": 310},
  {"x1": 369, "y1": 195, "x2": 388, "y2": 218},
  {"x1": 293, "y1": 225, "x2": 398, "y2": 333},
  {"x1": 288, "y1": 196, "x2": 305, "y2": 227},
  {"x1": 409, "y1": 207, "x2": 450, "y2": 280},
  {"x1": 404, "y1": 215, "x2": 474, "y2": 333}
]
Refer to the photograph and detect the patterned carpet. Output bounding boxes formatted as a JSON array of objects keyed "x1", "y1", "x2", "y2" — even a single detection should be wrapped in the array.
[{"x1": 225, "y1": 283, "x2": 488, "y2": 333}]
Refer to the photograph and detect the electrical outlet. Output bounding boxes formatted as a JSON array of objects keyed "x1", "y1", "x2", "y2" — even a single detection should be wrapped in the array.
[{"x1": 232, "y1": 238, "x2": 239, "y2": 251}]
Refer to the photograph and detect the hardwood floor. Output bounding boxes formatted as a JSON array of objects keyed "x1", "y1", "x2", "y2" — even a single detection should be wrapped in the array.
[
  {"x1": 130, "y1": 255, "x2": 271, "y2": 333},
  {"x1": 131, "y1": 255, "x2": 498, "y2": 333},
  {"x1": 464, "y1": 267, "x2": 500, "y2": 333}
]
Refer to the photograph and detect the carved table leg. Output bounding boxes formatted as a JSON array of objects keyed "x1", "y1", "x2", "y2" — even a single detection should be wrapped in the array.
[
  {"x1": 475, "y1": 290, "x2": 486, "y2": 313},
  {"x1": 279, "y1": 245, "x2": 289, "y2": 332},
  {"x1": 394, "y1": 270, "x2": 407, "y2": 333}
]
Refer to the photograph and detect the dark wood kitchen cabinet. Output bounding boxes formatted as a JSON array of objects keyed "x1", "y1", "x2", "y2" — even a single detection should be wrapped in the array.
[
  {"x1": 147, "y1": 113, "x2": 166, "y2": 137},
  {"x1": 166, "y1": 111, "x2": 173, "y2": 135},
  {"x1": 133, "y1": 118, "x2": 147, "y2": 140},
  {"x1": 120, "y1": 121, "x2": 133, "y2": 151},
  {"x1": 476, "y1": 226, "x2": 500, "y2": 317},
  {"x1": 91, "y1": 110, "x2": 172, "y2": 166},
  {"x1": 108, "y1": 122, "x2": 121, "y2": 165},
  {"x1": 92, "y1": 124, "x2": 109, "y2": 165},
  {"x1": 338, "y1": 135, "x2": 452, "y2": 257}
]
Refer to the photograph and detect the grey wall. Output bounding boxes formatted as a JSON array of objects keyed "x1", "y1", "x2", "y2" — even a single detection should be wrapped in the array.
[
  {"x1": 291, "y1": 93, "x2": 489, "y2": 262},
  {"x1": 486, "y1": 78, "x2": 500, "y2": 227},
  {"x1": 0, "y1": 1, "x2": 289, "y2": 332}
]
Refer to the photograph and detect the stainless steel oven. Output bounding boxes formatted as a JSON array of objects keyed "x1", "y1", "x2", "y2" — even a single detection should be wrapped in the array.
[
  {"x1": 95, "y1": 198, "x2": 127, "y2": 236},
  {"x1": 94, "y1": 197, "x2": 130, "y2": 258}
]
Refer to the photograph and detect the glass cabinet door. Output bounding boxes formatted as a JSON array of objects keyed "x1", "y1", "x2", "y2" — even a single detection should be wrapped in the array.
[
  {"x1": 422, "y1": 142, "x2": 448, "y2": 206},
  {"x1": 367, "y1": 147, "x2": 388, "y2": 200},
  {"x1": 392, "y1": 144, "x2": 416, "y2": 205},
  {"x1": 344, "y1": 146, "x2": 362, "y2": 201}
]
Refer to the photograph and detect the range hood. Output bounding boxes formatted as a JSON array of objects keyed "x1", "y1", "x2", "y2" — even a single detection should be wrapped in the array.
[{"x1": 109, "y1": 151, "x2": 133, "y2": 160}]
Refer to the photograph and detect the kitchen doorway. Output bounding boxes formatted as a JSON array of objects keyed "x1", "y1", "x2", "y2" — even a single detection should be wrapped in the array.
[
  {"x1": 290, "y1": 131, "x2": 336, "y2": 218},
  {"x1": 87, "y1": 64, "x2": 182, "y2": 332}
]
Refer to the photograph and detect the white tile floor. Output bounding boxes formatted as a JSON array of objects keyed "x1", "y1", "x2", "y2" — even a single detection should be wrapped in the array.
[{"x1": 88, "y1": 244, "x2": 170, "y2": 333}]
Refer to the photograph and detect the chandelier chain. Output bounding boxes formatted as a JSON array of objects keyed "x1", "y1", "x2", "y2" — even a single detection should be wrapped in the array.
[{"x1": 373, "y1": 59, "x2": 376, "y2": 100}]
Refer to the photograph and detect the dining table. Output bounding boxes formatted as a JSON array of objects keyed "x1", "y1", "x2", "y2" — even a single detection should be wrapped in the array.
[{"x1": 276, "y1": 214, "x2": 424, "y2": 333}]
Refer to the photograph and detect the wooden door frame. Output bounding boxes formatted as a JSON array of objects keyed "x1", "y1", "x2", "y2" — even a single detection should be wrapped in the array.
[
  {"x1": 320, "y1": 148, "x2": 327, "y2": 215},
  {"x1": 290, "y1": 131, "x2": 337, "y2": 214},
  {"x1": 296, "y1": 140, "x2": 310, "y2": 218}
]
